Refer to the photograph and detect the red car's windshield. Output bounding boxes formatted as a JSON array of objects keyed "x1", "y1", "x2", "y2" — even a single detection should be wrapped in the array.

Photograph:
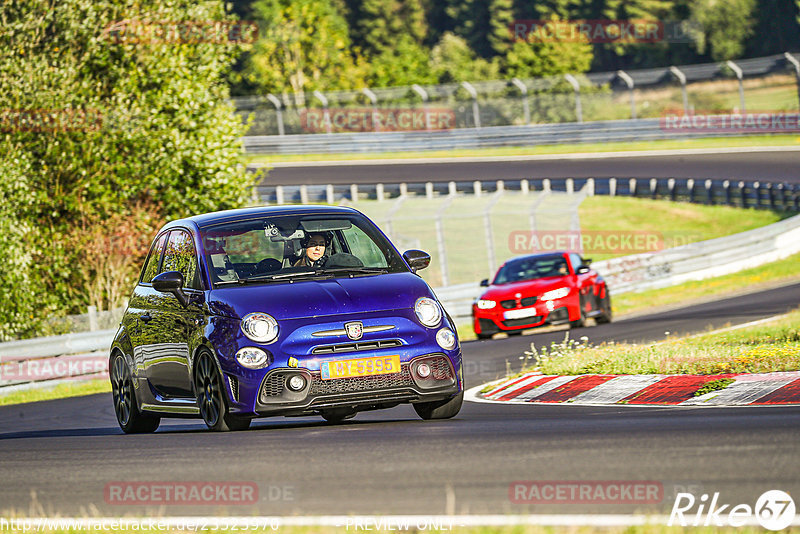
[{"x1": 492, "y1": 254, "x2": 569, "y2": 284}]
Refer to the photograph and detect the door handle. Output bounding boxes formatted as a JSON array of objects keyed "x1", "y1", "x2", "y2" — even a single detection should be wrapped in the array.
[{"x1": 139, "y1": 313, "x2": 153, "y2": 323}]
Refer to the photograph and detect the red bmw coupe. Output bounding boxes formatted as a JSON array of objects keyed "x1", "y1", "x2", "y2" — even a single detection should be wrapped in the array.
[{"x1": 472, "y1": 251, "x2": 611, "y2": 339}]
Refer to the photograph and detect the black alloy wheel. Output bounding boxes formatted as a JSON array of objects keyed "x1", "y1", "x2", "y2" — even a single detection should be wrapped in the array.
[
  {"x1": 111, "y1": 353, "x2": 160, "y2": 434},
  {"x1": 194, "y1": 352, "x2": 251, "y2": 432}
]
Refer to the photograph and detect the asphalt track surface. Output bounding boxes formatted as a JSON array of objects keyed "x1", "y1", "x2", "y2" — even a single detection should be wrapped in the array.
[
  {"x1": 1, "y1": 282, "x2": 798, "y2": 517},
  {"x1": 263, "y1": 150, "x2": 800, "y2": 185}
]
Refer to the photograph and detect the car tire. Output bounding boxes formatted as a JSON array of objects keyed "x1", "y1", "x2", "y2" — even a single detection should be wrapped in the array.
[
  {"x1": 321, "y1": 409, "x2": 356, "y2": 424},
  {"x1": 595, "y1": 291, "x2": 613, "y2": 324},
  {"x1": 413, "y1": 392, "x2": 463, "y2": 420},
  {"x1": 110, "y1": 353, "x2": 160, "y2": 434},
  {"x1": 194, "y1": 352, "x2": 251, "y2": 432},
  {"x1": 569, "y1": 306, "x2": 586, "y2": 328}
]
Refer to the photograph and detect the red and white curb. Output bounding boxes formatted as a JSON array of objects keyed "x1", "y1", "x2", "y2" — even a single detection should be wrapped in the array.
[{"x1": 467, "y1": 370, "x2": 800, "y2": 406}]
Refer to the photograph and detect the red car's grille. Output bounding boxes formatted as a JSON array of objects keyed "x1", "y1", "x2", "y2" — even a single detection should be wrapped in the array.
[{"x1": 501, "y1": 296, "x2": 538, "y2": 309}]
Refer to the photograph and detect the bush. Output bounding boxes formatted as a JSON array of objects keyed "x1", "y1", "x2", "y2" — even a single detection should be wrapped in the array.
[{"x1": 0, "y1": 0, "x2": 254, "y2": 337}]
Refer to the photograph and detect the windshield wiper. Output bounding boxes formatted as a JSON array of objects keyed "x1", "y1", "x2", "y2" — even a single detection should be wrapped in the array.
[
  {"x1": 214, "y1": 271, "x2": 320, "y2": 286},
  {"x1": 318, "y1": 267, "x2": 389, "y2": 276}
]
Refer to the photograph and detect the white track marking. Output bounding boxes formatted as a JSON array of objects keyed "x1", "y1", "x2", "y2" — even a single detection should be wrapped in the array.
[
  {"x1": 514, "y1": 375, "x2": 578, "y2": 401},
  {"x1": 569, "y1": 375, "x2": 665, "y2": 404},
  {"x1": 681, "y1": 376, "x2": 799, "y2": 405}
]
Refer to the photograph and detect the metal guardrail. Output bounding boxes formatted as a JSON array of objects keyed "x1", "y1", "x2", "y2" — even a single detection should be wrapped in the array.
[
  {"x1": 257, "y1": 177, "x2": 800, "y2": 212},
  {"x1": 243, "y1": 117, "x2": 774, "y2": 154}
]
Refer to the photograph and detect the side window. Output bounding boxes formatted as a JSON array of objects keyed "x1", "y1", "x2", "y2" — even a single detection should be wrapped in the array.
[
  {"x1": 569, "y1": 253, "x2": 583, "y2": 273},
  {"x1": 162, "y1": 230, "x2": 201, "y2": 290},
  {"x1": 141, "y1": 233, "x2": 167, "y2": 284},
  {"x1": 341, "y1": 225, "x2": 388, "y2": 268}
]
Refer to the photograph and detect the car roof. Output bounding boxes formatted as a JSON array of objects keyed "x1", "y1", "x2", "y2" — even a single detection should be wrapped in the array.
[{"x1": 163, "y1": 205, "x2": 361, "y2": 231}]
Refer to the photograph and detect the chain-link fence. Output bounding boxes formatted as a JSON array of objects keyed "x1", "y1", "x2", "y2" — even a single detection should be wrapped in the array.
[
  {"x1": 344, "y1": 187, "x2": 588, "y2": 288},
  {"x1": 235, "y1": 53, "x2": 800, "y2": 136}
]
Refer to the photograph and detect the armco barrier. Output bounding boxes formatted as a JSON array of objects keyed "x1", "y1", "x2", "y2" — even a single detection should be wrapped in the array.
[
  {"x1": 1, "y1": 213, "x2": 799, "y2": 390},
  {"x1": 243, "y1": 118, "x2": 742, "y2": 155}
]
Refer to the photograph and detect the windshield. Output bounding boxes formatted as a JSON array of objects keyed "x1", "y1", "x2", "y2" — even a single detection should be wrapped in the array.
[
  {"x1": 201, "y1": 213, "x2": 408, "y2": 287},
  {"x1": 492, "y1": 254, "x2": 569, "y2": 284}
]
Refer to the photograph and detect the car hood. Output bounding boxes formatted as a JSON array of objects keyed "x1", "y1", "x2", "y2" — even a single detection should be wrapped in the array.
[
  {"x1": 207, "y1": 272, "x2": 434, "y2": 320},
  {"x1": 480, "y1": 277, "x2": 569, "y2": 300}
]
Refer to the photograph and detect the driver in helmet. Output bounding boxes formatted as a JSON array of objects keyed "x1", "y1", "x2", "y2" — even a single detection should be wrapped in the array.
[{"x1": 294, "y1": 232, "x2": 329, "y2": 267}]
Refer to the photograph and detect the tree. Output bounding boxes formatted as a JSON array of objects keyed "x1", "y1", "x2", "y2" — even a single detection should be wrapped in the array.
[
  {"x1": 365, "y1": 34, "x2": 436, "y2": 87},
  {"x1": 245, "y1": 0, "x2": 367, "y2": 97},
  {"x1": 345, "y1": 0, "x2": 428, "y2": 55},
  {"x1": 689, "y1": 0, "x2": 757, "y2": 60},
  {"x1": 502, "y1": 16, "x2": 594, "y2": 79},
  {"x1": 344, "y1": 0, "x2": 433, "y2": 87},
  {"x1": 0, "y1": 0, "x2": 252, "y2": 329},
  {"x1": 431, "y1": 32, "x2": 499, "y2": 83}
]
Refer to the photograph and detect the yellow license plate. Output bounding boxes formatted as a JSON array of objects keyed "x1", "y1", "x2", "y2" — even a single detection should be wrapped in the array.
[{"x1": 321, "y1": 355, "x2": 401, "y2": 380}]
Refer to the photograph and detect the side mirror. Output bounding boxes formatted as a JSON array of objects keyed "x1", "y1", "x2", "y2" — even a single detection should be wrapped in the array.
[
  {"x1": 480, "y1": 279, "x2": 489, "y2": 287},
  {"x1": 152, "y1": 271, "x2": 189, "y2": 307},
  {"x1": 576, "y1": 265, "x2": 591, "y2": 275},
  {"x1": 403, "y1": 249, "x2": 431, "y2": 272}
]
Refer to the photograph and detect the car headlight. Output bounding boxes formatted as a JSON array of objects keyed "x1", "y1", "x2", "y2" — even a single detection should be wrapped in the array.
[
  {"x1": 436, "y1": 328, "x2": 457, "y2": 350},
  {"x1": 241, "y1": 312, "x2": 279, "y2": 343},
  {"x1": 414, "y1": 297, "x2": 442, "y2": 328},
  {"x1": 541, "y1": 287, "x2": 570, "y2": 301},
  {"x1": 235, "y1": 347, "x2": 272, "y2": 369},
  {"x1": 476, "y1": 299, "x2": 497, "y2": 309}
]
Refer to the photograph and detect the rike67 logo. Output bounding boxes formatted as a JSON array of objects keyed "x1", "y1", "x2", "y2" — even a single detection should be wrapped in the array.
[{"x1": 669, "y1": 490, "x2": 796, "y2": 530}]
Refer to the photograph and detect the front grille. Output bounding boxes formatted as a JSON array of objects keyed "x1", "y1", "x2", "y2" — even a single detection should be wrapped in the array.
[
  {"x1": 501, "y1": 297, "x2": 538, "y2": 309},
  {"x1": 503, "y1": 316, "x2": 542, "y2": 327},
  {"x1": 261, "y1": 373, "x2": 286, "y2": 397},
  {"x1": 311, "y1": 339, "x2": 402, "y2": 355},
  {"x1": 309, "y1": 366, "x2": 415, "y2": 395}
]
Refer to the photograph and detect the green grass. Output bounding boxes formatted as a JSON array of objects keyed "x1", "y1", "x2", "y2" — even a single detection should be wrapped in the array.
[
  {"x1": 243, "y1": 134, "x2": 800, "y2": 164},
  {"x1": 0, "y1": 378, "x2": 110, "y2": 407},
  {"x1": 579, "y1": 197, "x2": 789, "y2": 261},
  {"x1": 535, "y1": 308, "x2": 800, "y2": 376}
]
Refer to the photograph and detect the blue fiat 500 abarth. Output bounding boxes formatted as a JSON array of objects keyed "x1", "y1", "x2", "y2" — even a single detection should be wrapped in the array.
[{"x1": 109, "y1": 206, "x2": 463, "y2": 432}]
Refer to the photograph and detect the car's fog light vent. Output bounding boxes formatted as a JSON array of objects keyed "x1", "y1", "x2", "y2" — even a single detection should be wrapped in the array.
[
  {"x1": 312, "y1": 339, "x2": 402, "y2": 355},
  {"x1": 411, "y1": 356, "x2": 455, "y2": 389},
  {"x1": 262, "y1": 373, "x2": 286, "y2": 397},
  {"x1": 227, "y1": 375, "x2": 239, "y2": 402}
]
